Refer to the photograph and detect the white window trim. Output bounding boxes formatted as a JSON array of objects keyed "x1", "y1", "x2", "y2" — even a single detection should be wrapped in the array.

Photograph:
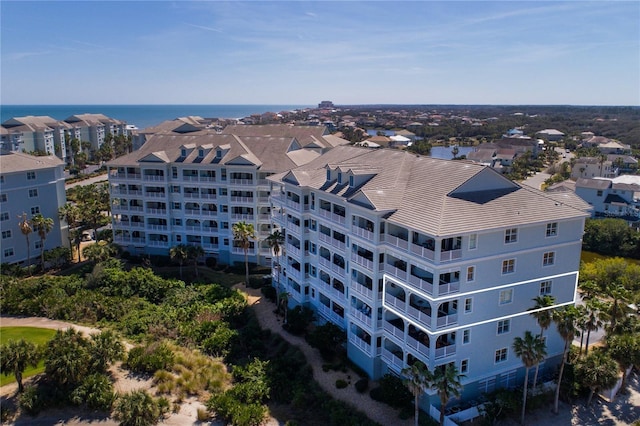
[
  {"x1": 502, "y1": 259, "x2": 516, "y2": 275},
  {"x1": 499, "y1": 289, "x2": 513, "y2": 306},
  {"x1": 466, "y1": 265, "x2": 476, "y2": 282},
  {"x1": 464, "y1": 297, "x2": 473, "y2": 314},
  {"x1": 497, "y1": 319, "x2": 511, "y2": 335},
  {"x1": 495, "y1": 348, "x2": 508, "y2": 364},
  {"x1": 543, "y1": 252, "x2": 555, "y2": 267},
  {"x1": 462, "y1": 329, "x2": 471, "y2": 345}
]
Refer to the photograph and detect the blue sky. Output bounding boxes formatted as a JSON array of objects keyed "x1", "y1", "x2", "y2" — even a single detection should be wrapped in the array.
[{"x1": 1, "y1": 1, "x2": 638, "y2": 105}]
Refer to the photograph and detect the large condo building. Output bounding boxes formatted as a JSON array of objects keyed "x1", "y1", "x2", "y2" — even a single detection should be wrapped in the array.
[
  {"x1": 107, "y1": 124, "x2": 348, "y2": 264},
  {"x1": 268, "y1": 146, "x2": 590, "y2": 405},
  {"x1": 0, "y1": 150, "x2": 66, "y2": 265},
  {"x1": 1, "y1": 114, "x2": 129, "y2": 163}
]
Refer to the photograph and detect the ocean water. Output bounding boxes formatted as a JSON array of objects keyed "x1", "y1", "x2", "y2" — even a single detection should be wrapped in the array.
[{"x1": 0, "y1": 104, "x2": 312, "y2": 130}]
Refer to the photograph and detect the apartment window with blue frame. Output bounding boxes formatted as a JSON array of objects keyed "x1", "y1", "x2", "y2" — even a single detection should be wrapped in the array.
[
  {"x1": 337, "y1": 172, "x2": 343, "y2": 184},
  {"x1": 497, "y1": 319, "x2": 510, "y2": 334},
  {"x1": 540, "y1": 280, "x2": 552, "y2": 295},
  {"x1": 504, "y1": 228, "x2": 518, "y2": 244},
  {"x1": 27, "y1": 171, "x2": 36, "y2": 180},
  {"x1": 326, "y1": 169, "x2": 331, "y2": 181},
  {"x1": 349, "y1": 175, "x2": 354, "y2": 187}
]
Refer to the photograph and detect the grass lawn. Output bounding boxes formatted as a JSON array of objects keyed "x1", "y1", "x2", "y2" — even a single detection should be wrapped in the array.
[{"x1": 0, "y1": 327, "x2": 56, "y2": 386}]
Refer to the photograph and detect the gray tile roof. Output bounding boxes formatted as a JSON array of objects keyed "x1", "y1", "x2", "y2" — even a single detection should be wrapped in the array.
[
  {"x1": 0, "y1": 150, "x2": 64, "y2": 174},
  {"x1": 575, "y1": 178, "x2": 612, "y2": 190},
  {"x1": 272, "y1": 146, "x2": 590, "y2": 237},
  {"x1": 221, "y1": 124, "x2": 348, "y2": 149},
  {"x1": 107, "y1": 125, "x2": 329, "y2": 173}
]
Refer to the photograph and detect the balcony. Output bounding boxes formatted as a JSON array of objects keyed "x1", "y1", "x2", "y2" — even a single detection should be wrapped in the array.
[
  {"x1": 381, "y1": 348, "x2": 404, "y2": 371},
  {"x1": 319, "y1": 232, "x2": 332, "y2": 245},
  {"x1": 435, "y1": 344, "x2": 456, "y2": 359},
  {"x1": 129, "y1": 206, "x2": 144, "y2": 212},
  {"x1": 351, "y1": 225, "x2": 374, "y2": 241},
  {"x1": 319, "y1": 256, "x2": 332, "y2": 270},
  {"x1": 438, "y1": 280, "x2": 460, "y2": 296},
  {"x1": 385, "y1": 293, "x2": 406, "y2": 312},
  {"x1": 286, "y1": 243, "x2": 301, "y2": 257},
  {"x1": 351, "y1": 252, "x2": 374, "y2": 271},
  {"x1": 148, "y1": 240, "x2": 169, "y2": 247},
  {"x1": 185, "y1": 225, "x2": 201, "y2": 232},
  {"x1": 202, "y1": 243, "x2": 219, "y2": 251},
  {"x1": 200, "y1": 210, "x2": 217, "y2": 217},
  {"x1": 232, "y1": 247, "x2": 256, "y2": 255},
  {"x1": 407, "y1": 304, "x2": 432, "y2": 325},
  {"x1": 351, "y1": 282, "x2": 374, "y2": 300},
  {"x1": 202, "y1": 226, "x2": 217, "y2": 234},
  {"x1": 143, "y1": 175, "x2": 165, "y2": 182},
  {"x1": 383, "y1": 234, "x2": 409, "y2": 251},
  {"x1": 200, "y1": 193, "x2": 217, "y2": 200},
  {"x1": 318, "y1": 209, "x2": 346, "y2": 225},
  {"x1": 406, "y1": 335, "x2": 430, "y2": 358},
  {"x1": 230, "y1": 178, "x2": 253, "y2": 185},
  {"x1": 436, "y1": 313, "x2": 458, "y2": 329},
  {"x1": 440, "y1": 250, "x2": 462, "y2": 262},
  {"x1": 146, "y1": 208, "x2": 167, "y2": 215},
  {"x1": 183, "y1": 192, "x2": 200, "y2": 199},
  {"x1": 199, "y1": 175, "x2": 215, "y2": 182},
  {"x1": 230, "y1": 196, "x2": 254, "y2": 204},
  {"x1": 184, "y1": 209, "x2": 200, "y2": 216},
  {"x1": 350, "y1": 309, "x2": 373, "y2": 327},
  {"x1": 349, "y1": 334, "x2": 372, "y2": 354},
  {"x1": 408, "y1": 274, "x2": 434, "y2": 295},
  {"x1": 145, "y1": 192, "x2": 166, "y2": 198},
  {"x1": 231, "y1": 213, "x2": 254, "y2": 221},
  {"x1": 410, "y1": 243, "x2": 435, "y2": 261},
  {"x1": 331, "y1": 262, "x2": 346, "y2": 278},
  {"x1": 147, "y1": 224, "x2": 168, "y2": 231},
  {"x1": 317, "y1": 304, "x2": 345, "y2": 327},
  {"x1": 384, "y1": 263, "x2": 407, "y2": 281},
  {"x1": 182, "y1": 175, "x2": 199, "y2": 182}
]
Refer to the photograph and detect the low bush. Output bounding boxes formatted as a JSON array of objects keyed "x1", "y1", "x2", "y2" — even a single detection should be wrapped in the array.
[
  {"x1": 126, "y1": 341, "x2": 175, "y2": 374},
  {"x1": 355, "y1": 378, "x2": 369, "y2": 393},
  {"x1": 369, "y1": 374, "x2": 412, "y2": 409}
]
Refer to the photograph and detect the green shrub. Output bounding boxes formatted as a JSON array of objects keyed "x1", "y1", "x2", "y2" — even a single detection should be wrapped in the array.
[
  {"x1": 70, "y1": 374, "x2": 115, "y2": 411},
  {"x1": 126, "y1": 342, "x2": 175, "y2": 374},
  {"x1": 369, "y1": 374, "x2": 412, "y2": 409},
  {"x1": 18, "y1": 385, "x2": 42, "y2": 415},
  {"x1": 113, "y1": 390, "x2": 163, "y2": 426},
  {"x1": 260, "y1": 285, "x2": 277, "y2": 302},
  {"x1": 355, "y1": 378, "x2": 369, "y2": 393},
  {"x1": 335, "y1": 379, "x2": 348, "y2": 389}
]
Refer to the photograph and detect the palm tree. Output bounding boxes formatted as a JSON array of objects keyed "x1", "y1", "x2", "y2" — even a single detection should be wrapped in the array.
[
  {"x1": 401, "y1": 361, "x2": 432, "y2": 426},
  {"x1": 58, "y1": 203, "x2": 80, "y2": 254},
  {"x1": 605, "y1": 333, "x2": 640, "y2": 390},
  {"x1": 17, "y1": 213, "x2": 33, "y2": 273},
  {"x1": 430, "y1": 363, "x2": 465, "y2": 426},
  {"x1": 30, "y1": 213, "x2": 54, "y2": 271},
  {"x1": 232, "y1": 221, "x2": 256, "y2": 286},
  {"x1": 82, "y1": 241, "x2": 116, "y2": 264},
  {"x1": 187, "y1": 244, "x2": 205, "y2": 278},
  {"x1": 576, "y1": 350, "x2": 619, "y2": 406},
  {"x1": 279, "y1": 291, "x2": 290, "y2": 324},
  {"x1": 169, "y1": 244, "x2": 189, "y2": 279},
  {"x1": 529, "y1": 295, "x2": 555, "y2": 387},
  {"x1": 266, "y1": 229, "x2": 284, "y2": 304},
  {"x1": 552, "y1": 305, "x2": 580, "y2": 414},
  {"x1": 0, "y1": 339, "x2": 40, "y2": 392},
  {"x1": 513, "y1": 331, "x2": 547, "y2": 425},
  {"x1": 582, "y1": 299, "x2": 606, "y2": 356}
]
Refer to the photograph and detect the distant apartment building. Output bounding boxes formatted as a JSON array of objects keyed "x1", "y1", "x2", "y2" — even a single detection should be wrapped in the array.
[
  {"x1": 570, "y1": 157, "x2": 617, "y2": 180},
  {"x1": 575, "y1": 175, "x2": 640, "y2": 221},
  {"x1": 269, "y1": 146, "x2": 590, "y2": 406},
  {"x1": 107, "y1": 125, "x2": 348, "y2": 264},
  {"x1": 1, "y1": 116, "x2": 68, "y2": 162},
  {"x1": 1, "y1": 113, "x2": 129, "y2": 163},
  {"x1": 0, "y1": 151, "x2": 66, "y2": 265}
]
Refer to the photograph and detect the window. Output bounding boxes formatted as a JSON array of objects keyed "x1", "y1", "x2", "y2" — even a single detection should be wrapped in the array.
[
  {"x1": 500, "y1": 370, "x2": 517, "y2": 389},
  {"x1": 478, "y1": 377, "x2": 496, "y2": 394},
  {"x1": 220, "y1": 188, "x2": 228, "y2": 196},
  {"x1": 172, "y1": 202, "x2": 181, "y2": 210},
  {"x1": 462, "y1": 329, "x2": 470, "y2": 344},
  {"x1": 181, "y1": 148, "x2": 187, "y2": 157},
  {"x1": 337, "y1": 172, "x2": 343, "y2": 184},
  {"x1": 461, "y1": 359, "x2": 469, "y2": 374},
  {"x1": 0, "y1": 176, "x2": 3, "y2": 183},
  {"x1": 0, "y1": 212, "x2": 9, "y2": 221},
  {"x1": 502, "y1": 259, "x2": 515, "y2": 274},
  {"x1": 466, "y1": 266, "x2": 475, "y2": 282},
  {"x1": 35, "y1": 241, "x2": 43, "y2": 250},
  {"x1": 175, "y1": 235, "x2": 182, "y2": 242},
  {"x1": 495, "y1": 348, "x2": 508, "y2": 363},
  {"x1": 546, "y1": 222, "x2": 558, "y2": 237},
  {"x1": 2, "y1": 230, "x2": 12, "y2": 239},
  {"x1": 326, "y1": 169, "x2": 331, "y2": 181},
  {"x1": 504, "y1": 228, "x2": 518, "y2": 244},
  {"x1": 349, "y1": 175, "x2": 354, "y2": 187},
  {"x1": 4, "y1": 248, "x2": 14, "y2": 258},
  {"x1": 221, "y1": 222, "x2": 229, "y2": 229},
  {"x1": 540, "y1": 280, "x2": 552, "y2": 295},
  {"x1": 497, "y1": 319, "x2": 511, "y2": 334},
  {"x1": 464, "y1": 298, "x2": 472, "y2": 313},
  {"x1": 597, "y1": 190, "x2": 603, "y2": 196},
  {"x1": 31, "y1": 206, "x2": 40, "y2": 215},
  {"x1": 221, "y1": 205, "x2": 228, "y2": 213},
  {"x1": 0, "y1": 194, "x2": 6, "y2": 202},
  {"x1": 172, "y1": 167, "x2": 177, "y2": 178},
  {"x1": 468, "y1": 234, "x2": 477, "y2": 250},
  {"x1": 499, "y1": 289, "x2": 513, "y2": 305},
  {"x1": 543, "y1": 252, "x2": 555, "y2": 266},
  {"x1": 29, "y1": 189, "x2": 38, "y2": 198},
  {"x1": 27, "y1": 171, "x2": 36, "y2": 180}
]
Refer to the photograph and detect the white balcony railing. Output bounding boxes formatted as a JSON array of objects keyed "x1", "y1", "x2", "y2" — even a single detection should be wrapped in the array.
[
  {"x1": 406, "y1": 335, "x2": 430, "y2": 358},
  {"x1": 349, "y1": 334, "x2": 372, "y2": 354},
  {"x1": 384, "y1": 293, "x2": 407, "y2": 312},
  {"x1": 410, "y1": 243, "x2": 435, "y2": 261},
  {"x1": 435, "y1": 344, "x2": 456, "y2": 359},
  {"x1": 440, "y1": 249, "x2": 462, "y2": 262},
  {"x1": 436, "y1": 313, "x2": 458, "y2": 329},
  {"x1": 384, "y1": 263, "x2": 407, "y2": 280},
  {"x1": 351, "y1": 225, "x2": 374, "y2": 241},
  {"x1": 384, "y1": 234, "x2": 409, "y2": 251},
  {"x1": 408, "y1": 275, "x2": 434, "y2": 295},
  {"x1": 351, "y1": 252, "x2": 374, "y2": 271}
]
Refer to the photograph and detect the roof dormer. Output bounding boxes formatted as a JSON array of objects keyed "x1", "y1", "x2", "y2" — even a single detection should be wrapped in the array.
[{"x1": 179, "y1": 144, "x2": 196, "y2": 160}]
